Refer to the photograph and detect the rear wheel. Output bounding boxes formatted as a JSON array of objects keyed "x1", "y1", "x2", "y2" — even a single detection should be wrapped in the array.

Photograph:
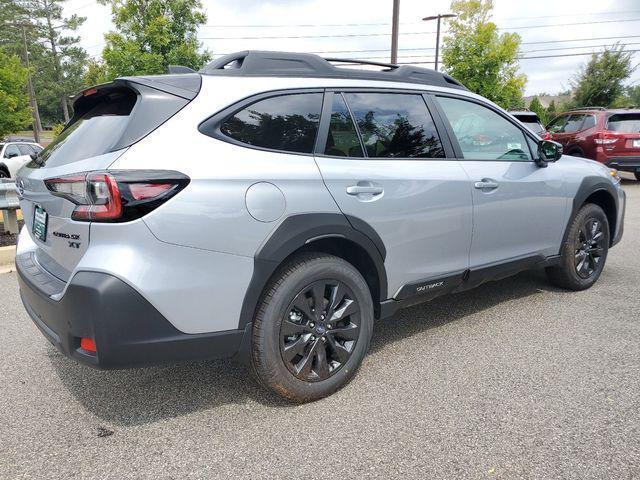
[
  {"x1": 546, "y1": 203, "x2": 609, "y2": 290},
  {"x1": 0, "y1": 169, "x2": 8, "y2": 179},
  {"x1": 250, "y1": 253, "x2": 373, "y2": 402}
]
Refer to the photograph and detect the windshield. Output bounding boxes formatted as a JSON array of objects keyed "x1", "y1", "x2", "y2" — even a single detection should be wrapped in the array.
[
  {"x1": 521, "y1": 121, "x2": 544, "y2": 133},
  {"x1": 36, "y1": 89, "x2": 137, "y2": 168},
  {"x1": 607, "y1": 113, "x2": 640, "y2": 133}
]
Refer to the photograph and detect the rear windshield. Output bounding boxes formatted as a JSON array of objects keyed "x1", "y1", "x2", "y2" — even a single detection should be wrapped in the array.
[
  {"x1": 607, "y1": 113, "x2": 640, "y2": 133},
  {"x1": 36, "y1": 89, "x2": 137, "y2": 168},
  {"x1": 521, "y1": 121, "x2": 544, "y2": 133}
]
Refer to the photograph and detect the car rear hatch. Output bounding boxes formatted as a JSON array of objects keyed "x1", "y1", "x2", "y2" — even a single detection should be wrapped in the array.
[
  {"x1": 16, "y1": 74, "x2": 201, "y2": 283},
  {"x1": 603, "y1": 112, "x2": 640, "y2": 157}
]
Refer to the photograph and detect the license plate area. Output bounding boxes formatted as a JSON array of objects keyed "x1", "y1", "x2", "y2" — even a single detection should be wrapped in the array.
[{"x1": 33, "y1": 205, "x2": 48, "y2": 242}]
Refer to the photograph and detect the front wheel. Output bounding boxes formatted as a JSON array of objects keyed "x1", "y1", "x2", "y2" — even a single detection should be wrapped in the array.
[
  {"x1": 546, "y1": 203, "x2": 609, "y2": 290},
  {"x1": 250, "y1": 253, "x2": 373, "y2": 402}
]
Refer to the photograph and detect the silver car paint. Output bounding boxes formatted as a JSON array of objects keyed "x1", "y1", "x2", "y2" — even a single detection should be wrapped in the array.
[
  {"x1": 15, "y1": 74, "x2": 625, "y2": 336},
  {"x1": 315, "y1": 156, "x2": 473, "y2": 296}
]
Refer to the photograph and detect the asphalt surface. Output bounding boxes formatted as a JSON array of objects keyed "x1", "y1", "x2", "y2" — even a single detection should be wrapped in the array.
[{"x1": 1, "y1": 177, "x2": 639, "y2": 479}]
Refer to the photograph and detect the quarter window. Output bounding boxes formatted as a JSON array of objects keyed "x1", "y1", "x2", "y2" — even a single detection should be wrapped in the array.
[
  {"x1": 437, "y1": 97, "x2": 531, "y2": 161},
  {"x1": 344, "y1": 93, "x2": 445, "y2": 158},
  {"x1": 324, "y1": 94, "x2": 363, "y2": 157},
  {"x1": 220, "y1": 93, "x2": 323, "y2": 154}
]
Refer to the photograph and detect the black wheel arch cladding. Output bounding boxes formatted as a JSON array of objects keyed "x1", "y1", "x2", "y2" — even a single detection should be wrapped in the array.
[
  {"x1": 563, "y1": 176, "x2": 619, "y2": 249},
  {"x1": 238, "y1": 213, "x2": 387, "y2": 330}
]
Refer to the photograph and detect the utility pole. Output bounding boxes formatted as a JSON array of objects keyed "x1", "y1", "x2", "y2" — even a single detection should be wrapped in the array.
[
  {"x1": 20, "y1": 25, "x2": 43, "y2": 143},
  {"x1": 390, "y1": 0, "x2": 400, "y2": 64},
  {"x1": 422, "y1": 13, "x2": 456, "y2": 71}
]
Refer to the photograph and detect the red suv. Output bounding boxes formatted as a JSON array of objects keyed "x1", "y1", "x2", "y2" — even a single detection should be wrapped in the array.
[{"x1": 547, "y1": 107, "x2": 640, "y2": 180}]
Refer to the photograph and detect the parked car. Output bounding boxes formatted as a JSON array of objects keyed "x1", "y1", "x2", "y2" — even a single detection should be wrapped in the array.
[
  {"x1": 509, "y1": 110, "x2": 550, "y2": 139},
  {"x1": 547, "y1": 107, "x2": 640, "y2": 180},
  {"x1": 0, "y1": 141, "x2": 43, "y2": 178},
  {"x1": 15, "y1": 51, "x2": 625, "y2": 402}
]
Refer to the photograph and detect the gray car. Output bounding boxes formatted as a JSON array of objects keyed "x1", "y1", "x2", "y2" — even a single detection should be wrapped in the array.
[{"x1": 15, "y1": 51, "x2": 625, "y2": 401}]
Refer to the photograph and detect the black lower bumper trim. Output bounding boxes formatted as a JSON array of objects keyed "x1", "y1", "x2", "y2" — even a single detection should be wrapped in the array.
[
  {"x1": 17, "y1": 264, "x2": 247, "y2": 369},
  {"x1": 606, "y1": 158, "x2": 640, "y2": 172}
]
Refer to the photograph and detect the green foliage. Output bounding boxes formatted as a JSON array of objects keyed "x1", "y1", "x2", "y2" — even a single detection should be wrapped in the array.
[
  {"x1": 100, "y1": 0, "x2": 211, "y2": 79},
  {"x1": 546, "y1": 100, "x2": 557, "y2": 120},
  {"x1": 0, "y1": 0, "x2": 88, "y2": 125},
  {"x1": 83, "y1": 59, "x2": 109, "y2": 86},
  {"x1": 528, "y1": 96, "x2": 547, "y2": 124},
  {"x1": 52, "y1": 122, "x2": 64, "y2": 138},
  {"x1": 442, "y1": 0, "x2": 526, "y2": 109},
  {"x1": 0, "y1": 50, "x2": 31, "y2": 138},
  {"x1": 572, "y1": 45, "x2": 634, "y2": 108}
]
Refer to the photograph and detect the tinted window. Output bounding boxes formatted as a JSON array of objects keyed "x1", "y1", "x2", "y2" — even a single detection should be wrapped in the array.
[
  {"x1": 324, "y1": 94, "x2": 363, "y2": 157},
  {"x1": 344, "y1": 93, "x2": 444, "y2": 158},
  {"x1": 4, "y1": 144, "x2": 20, "y2": 158},
  {"x1": 221, "y1": 93, "x2": 322, "y2": 154},
  {"x1": 437, "y1": 96, "x2": 531, "y2": 161},
  {"x1": 39, "y1": 89, "x2": 137, "y2": 168},
  {"x1": 547, "y1": 115, "x2": 568, "y2": 133},
  {"x1": 563, "y1": 114, "x2": 585, "y2": 133},
  {"x1": 607, "y1": 113, "x2": 640, "y2": 133}
]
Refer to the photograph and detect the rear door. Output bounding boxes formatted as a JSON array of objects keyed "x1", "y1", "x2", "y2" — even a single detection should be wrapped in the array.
[
  {"x1": 314, "y1": 90, "x2": 472, "y2": 298},
  {"x1": 433, "y1": 94, "x2": 567, "y2": 269}
]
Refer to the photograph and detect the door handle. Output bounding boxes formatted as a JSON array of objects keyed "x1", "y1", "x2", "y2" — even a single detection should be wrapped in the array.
[
  {"x1": 474, "y1": 180, "x2": 499, "y2": 190},
  {"x1": 346, "y1": 185, "x2": 384, "y2": 195}
]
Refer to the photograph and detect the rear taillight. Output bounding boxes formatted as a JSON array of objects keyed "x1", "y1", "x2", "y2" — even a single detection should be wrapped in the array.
[
  {"x1": 594, "y1": 131, "x2": 621, "y2": 145},
  {"x1": 45, "y1": 170, "x2": 189, "y2": 222}
]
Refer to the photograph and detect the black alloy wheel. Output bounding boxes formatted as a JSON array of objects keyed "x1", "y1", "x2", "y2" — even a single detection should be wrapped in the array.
[
  {"x1": 574, "y1": 217, "x2": 606, "y2": 279},
  {"x1": 280, "y1": 280, "x2": 360, "y2": 382}
]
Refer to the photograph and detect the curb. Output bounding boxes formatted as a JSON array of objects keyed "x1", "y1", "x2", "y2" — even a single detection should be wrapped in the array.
[{"x1": 0, "y1": 245, "x2": 16, "y2": 274}]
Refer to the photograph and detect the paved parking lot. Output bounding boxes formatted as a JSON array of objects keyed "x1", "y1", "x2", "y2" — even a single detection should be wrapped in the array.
[{"x1": 1, "y1": 177, "x2": 639, "y2": 479}]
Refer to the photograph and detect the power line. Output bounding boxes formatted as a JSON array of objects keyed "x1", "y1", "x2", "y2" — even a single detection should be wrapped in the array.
[
  {"x1": 199, "y1": 18, "x2": 640, "y2": 41},
  {"x1": 396, "y1": 49, "x2": 640, "y2": 64},
  {"x1": 201, "y1": 9, "x2": 640, "y2": 28}
]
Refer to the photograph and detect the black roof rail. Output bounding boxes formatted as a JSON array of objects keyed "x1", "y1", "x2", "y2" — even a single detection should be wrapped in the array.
[
  {"x1": 568, "y1": 106, "x2": 606, "y2": 111},
  {"x1": 200, "y1": 50, "x2": 468, "y2": 91}
]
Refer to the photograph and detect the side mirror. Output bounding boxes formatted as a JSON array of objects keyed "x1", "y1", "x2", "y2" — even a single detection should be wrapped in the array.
[{"x1": 537, "y1": 140, "x2": 563, "y2": 167}]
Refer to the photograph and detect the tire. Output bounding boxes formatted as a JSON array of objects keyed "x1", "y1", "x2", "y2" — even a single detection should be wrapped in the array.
[
  {"x1": 0, "y1": 169, "x2": 8, "y2": 179},
  {"x1": 634, "y1": 171, "x2": 640, "y2": 181},
  {"x1": 250, "y1": 252, "x2": 374, "y2": 402},
  {"x1": 546, "y1": 203, "x2": 609, "y2": 291}
]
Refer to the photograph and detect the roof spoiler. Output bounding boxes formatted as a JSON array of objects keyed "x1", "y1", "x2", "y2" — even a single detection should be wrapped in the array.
[{"x1": 168, "y1": 65, "x2": 196, "y2": 74}]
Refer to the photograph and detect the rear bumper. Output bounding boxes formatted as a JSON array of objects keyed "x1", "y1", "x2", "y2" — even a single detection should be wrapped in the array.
[
  {"x1": 17, "y1": 252, "x2": 249, "y2": 369},
  {"x1": 605, "y1": 157, "x2": 640, "y2": 172}
]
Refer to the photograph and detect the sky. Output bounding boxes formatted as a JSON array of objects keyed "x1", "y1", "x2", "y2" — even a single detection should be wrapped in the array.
[{"x1": 65, "y1": 0, "x2": 640, "y2": 96}]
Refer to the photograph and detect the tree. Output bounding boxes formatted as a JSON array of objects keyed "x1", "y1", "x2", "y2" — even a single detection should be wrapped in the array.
[
  {"x1": 528, "y1": 96, "x2": 547, "y2": 124},
  {"x1": 442, "y1": 0, "x2": 526, "y2": 109},
  {"x1": 83, "y1": 59, "x2": 108, "y2": 86},
  {"x1": 0, "y1": 50, "x2": 31, "y2": 138},
  {"x1": 572, "y1": 45, "x2": 634, "y2": 108},
  {"x1": 100, "y1": 0, "x2": 211, "y2": 80},
  {"x1": 546, "y1": 100, "x2": 557, "y2": 120}
]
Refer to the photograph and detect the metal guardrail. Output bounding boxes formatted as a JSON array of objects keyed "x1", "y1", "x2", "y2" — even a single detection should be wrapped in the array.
[{"x1": 0, "y1": 179, "x2": 19, "y2": 235}]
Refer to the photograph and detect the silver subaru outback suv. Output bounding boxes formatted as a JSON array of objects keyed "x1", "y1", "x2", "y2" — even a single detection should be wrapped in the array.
[{"x1": 15, "y1": 51, "x2": 625, "y2": 401}]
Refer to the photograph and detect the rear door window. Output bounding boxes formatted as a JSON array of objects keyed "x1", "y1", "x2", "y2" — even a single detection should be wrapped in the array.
[
  {"x1": 343, "y1": 93, "x2": 444, "y2": 158},
  {"x1": 323, "y1": 94, "x2": 364, "y2": 157},
  {"x1": 220, "y1": 93, "x2": 323, "y2": 154},
  {"x1": 436, "y1": 96, "x2": 531, "y2": 161},
  {"x1": 606, "y1": 113, "x2": 640, "y2": 133}
]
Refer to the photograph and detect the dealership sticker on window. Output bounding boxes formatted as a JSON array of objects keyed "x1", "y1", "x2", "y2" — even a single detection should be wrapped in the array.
[{"x1": 507, "y1": 143, "x2": 522, "y2": 150}]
